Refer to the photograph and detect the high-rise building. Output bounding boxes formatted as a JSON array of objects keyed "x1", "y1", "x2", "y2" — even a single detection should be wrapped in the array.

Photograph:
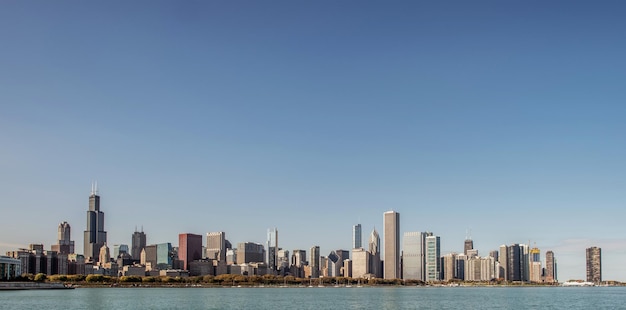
[
  {"x1": 351, "y1": 248, "x2": 370, "y2": 278},
  {"x1": 310, "y1": 245, "x2": 320, "y2": 278},
  {"x1": 442, "y1": 253, "x2": 457, "y2": 281},
  {"x1": 83, "y1": 183, "x2": 107, "y2": 262},
  {"x1": 403, "y1": 232, "x2": 427, "y2": 281},
  {"x1": 383, "y1": 211, "x2": 400, "y2": 279},
  {"x1": 425, "y1": 235, "x2": 440, "y2": 281},
  {"x1": 156, "y1": 243, "x2": 173, "y2": 269},
  {"x1": 131, "y1": 229, "x2": 147, "y2": 260},
  {"x1": 291, "y1": 249, "x2": 306, "y2": 267},
  {"x1": 178, "y1": 233, "x2": 202, "y2": 270},
  {"x1": 498, "y1": 245, "x2": 508, "y2": 280},
  {"x1": 586, "y1": 247, "x2": 602, "y2": 284},
  {"x1": 464, "y1": 238, "x2": 474, "y2": 256},
  {"x1": 267, "y1": 228, "x2": 278, "y2": 271},
  {"x1": 529, "y1": 247, "x2": 542, "y2": 283},
  {"x1": 52, "y1": 221, "x2": 75, "y2": 254},
  {"x1": 335, "y1": 249, "x2": 349, "y2": 276},
  {"x1": 353, "y1": 224, "x2": 362, "y2": 249},
  {"x1": 236, "y1": 242, "x2": 265, "y2": 265},
  {"x1": 545, "y1": 250, "x2": 556, "y2": 283},
  {"x1": 206, "y1": 232, "x2": 226, "y2": 262},
  {"x1": 369, "y1": 228, "x2": 381, "y2": 278},
  {"x1": 505, "y1": 243, "x2": 528, "y2": 282}
]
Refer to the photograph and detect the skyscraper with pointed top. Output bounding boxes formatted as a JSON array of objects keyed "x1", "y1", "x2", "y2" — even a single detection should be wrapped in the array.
[{"x1": 83, "y1": 182, "x2": 107, "y2": 262}]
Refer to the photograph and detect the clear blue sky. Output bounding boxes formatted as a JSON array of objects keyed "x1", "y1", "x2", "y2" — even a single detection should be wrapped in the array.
[{"x1": 1, "y1": 1, "x2": 625, "y2": 281}]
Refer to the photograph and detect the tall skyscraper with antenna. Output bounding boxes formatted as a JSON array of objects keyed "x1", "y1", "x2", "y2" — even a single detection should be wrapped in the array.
[
  {"x1": 83, "y1": 182, "x2": 107, "y2": 262},
  {"x1": 132, "y1": 227, "x2": 147, "y2": 260},
  {"x1": 464, "y1": 229, "x2": 474, "y2": 256}
]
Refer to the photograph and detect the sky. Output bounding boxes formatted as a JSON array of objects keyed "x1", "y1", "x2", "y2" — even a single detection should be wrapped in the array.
[{"x1": 1, "y1": 1, "x2": 625, "y2": 281}]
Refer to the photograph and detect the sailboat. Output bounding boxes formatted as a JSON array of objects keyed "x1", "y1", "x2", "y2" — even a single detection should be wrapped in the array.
[{"x1": 356, "y1": 278, "x2": 363, "y2": 288}]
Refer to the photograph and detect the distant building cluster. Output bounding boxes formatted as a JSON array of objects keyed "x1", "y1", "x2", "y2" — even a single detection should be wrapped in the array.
[{"x1": 2, "y1": 185, "x2": 605, "y2": 283}]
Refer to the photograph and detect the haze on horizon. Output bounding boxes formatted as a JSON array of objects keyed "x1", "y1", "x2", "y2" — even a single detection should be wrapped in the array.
[{"x1": 1, "y1": 1, "x2": 625, "y2": 282}]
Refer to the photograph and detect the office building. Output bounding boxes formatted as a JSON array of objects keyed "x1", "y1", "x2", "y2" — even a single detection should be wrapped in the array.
[
  {"x1": 351, "y1": 248, "x2": 370, "y2": 278},
  {"x1": 51, "y1": 221, "x2": 75, "y2": 254},
  {"x1": 156, "y1": 243, "x2": 173, "y2": 269},
  {"x1": 545, "y1": 250, "x2": 557, "y2": 283},
  {"x1": 131, "y1": 229, "x2": 147, "y2": 260},
  {"x1": 267, "y1": 228, "x2": 278, "y2": 271},
  {"x1": 353, "y1": 224, "x2": 362, "y2": 249},
  {"x1": 529, "y1": 247, "x2": 542, "y2": 283},
  {"x1": 206, "y1": 232, "x2": 226, "y2": 262},
  {"x1": 425, "y1": 235, "x2": 440, "y2": 281},
  {"x1": 383, "y1": 211, "x2": 400, "y2": 279},
  {"x1": 442, "y1": 253, "x2": 457, "y2": 281},
  {"x1": 403, "y1": 232, "x2": 428, "y2": 281},
  {"x1": 83, "y1": 183, "x2": 107, "y2": 262},
  {"x1": 178, "y1": 233, "x2": 203, "y2": 270},
  {"x1": 310, "y1": 245, "x2": 320, "y2": 278},
  {"x1": 586, "y1": 247, "x2": 602, "y2": 284},
  {"x1": 236, "y1": 242, "x2": 265, "y2": 264}
]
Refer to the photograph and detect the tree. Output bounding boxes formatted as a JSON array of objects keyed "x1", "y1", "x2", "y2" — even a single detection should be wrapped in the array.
[{"x1": 34, "y1": 273, "x2": 47, "y2": 282}]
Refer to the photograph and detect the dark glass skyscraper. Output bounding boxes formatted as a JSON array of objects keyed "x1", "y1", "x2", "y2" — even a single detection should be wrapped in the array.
[{"x1": 83, "y1": 183, "x2": 107, "y2": 262}]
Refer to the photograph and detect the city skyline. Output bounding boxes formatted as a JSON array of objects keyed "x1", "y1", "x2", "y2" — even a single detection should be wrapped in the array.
[{"x1": 1, "y1": 1, "x2": 626, "y2": 282}]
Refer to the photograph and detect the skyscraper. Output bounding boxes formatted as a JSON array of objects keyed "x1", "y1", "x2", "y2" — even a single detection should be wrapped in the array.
[
  {"x1": 369, "y1": 228, "x2": 381, "y2": 278},
  {"x1": 310, "y1": 245, "x2": 320, "y2": 278},
  {"x1": 402, "y1": 232, "x2": 427, "y2": 281},
  {"x1": 545, "y1": 250, "x2": 556, "y2": 283},
  {"x1": 586, "y1": 247, "x2": 601, "y2": 284},
  {"x1": 353, "y1": 224, "x2": 362, "y2": 249},
  {"x1": 51, "y1": 221, "x2": 74, "y2": 254},
  {"x1": 83, "y1": 183, "x2": 107, "y2": 262},
  {"x1": 383, "y1": 210, "x2": 400, "y2": 279},
  {"x1": 236, "y1": 242, "x2": 265, "y2": 264},
  {"x1": 425, "y1": 235, "x2": 440, "y2": 281},
  {"x1": 178, "y1": 233, "x2": 202, "y2": 271},
  {"x1": 131, "y1": 229, "x2": 147, "y2": 260},
  {"x1": 529, "y1": 247, "x2": 542, "y2": 283},
  {"x1": 206, "y1": 232, "x2": 226, "y2": 262},
  {"x1": 267, "y1": 228, "x2": 278, "y2": 271}
]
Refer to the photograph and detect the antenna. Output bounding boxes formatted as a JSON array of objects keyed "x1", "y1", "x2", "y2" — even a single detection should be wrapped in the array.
[{"x1": 95, "y1": 181, "x2": 98, "y2": 195}]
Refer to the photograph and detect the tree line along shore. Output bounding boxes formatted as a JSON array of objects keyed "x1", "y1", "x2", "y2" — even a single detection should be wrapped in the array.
[{"x1": 2, "y1": 273, "x2": 590, "y2": 287}]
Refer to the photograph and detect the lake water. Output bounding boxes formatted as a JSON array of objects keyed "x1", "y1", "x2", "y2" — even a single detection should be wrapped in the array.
[{"x1": 1, "y1": 286, "x2": 625, "y2": 309}]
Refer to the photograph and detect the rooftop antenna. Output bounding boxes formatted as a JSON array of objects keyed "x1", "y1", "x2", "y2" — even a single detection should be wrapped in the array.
[
  {"x1": 95, "y1": 180, "x2": 98, "y2": 195},
  {"x1": 90, "y1": 181, "x2": 94, "y2": 195}
]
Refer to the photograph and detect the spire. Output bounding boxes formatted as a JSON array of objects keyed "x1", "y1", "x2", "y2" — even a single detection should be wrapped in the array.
[
  {"x1": 94, "y1": 180, "x2": 98, "y2": 195},
  {"x1": 90, "y1": 181, "x2": 94, "y2": 196}
]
